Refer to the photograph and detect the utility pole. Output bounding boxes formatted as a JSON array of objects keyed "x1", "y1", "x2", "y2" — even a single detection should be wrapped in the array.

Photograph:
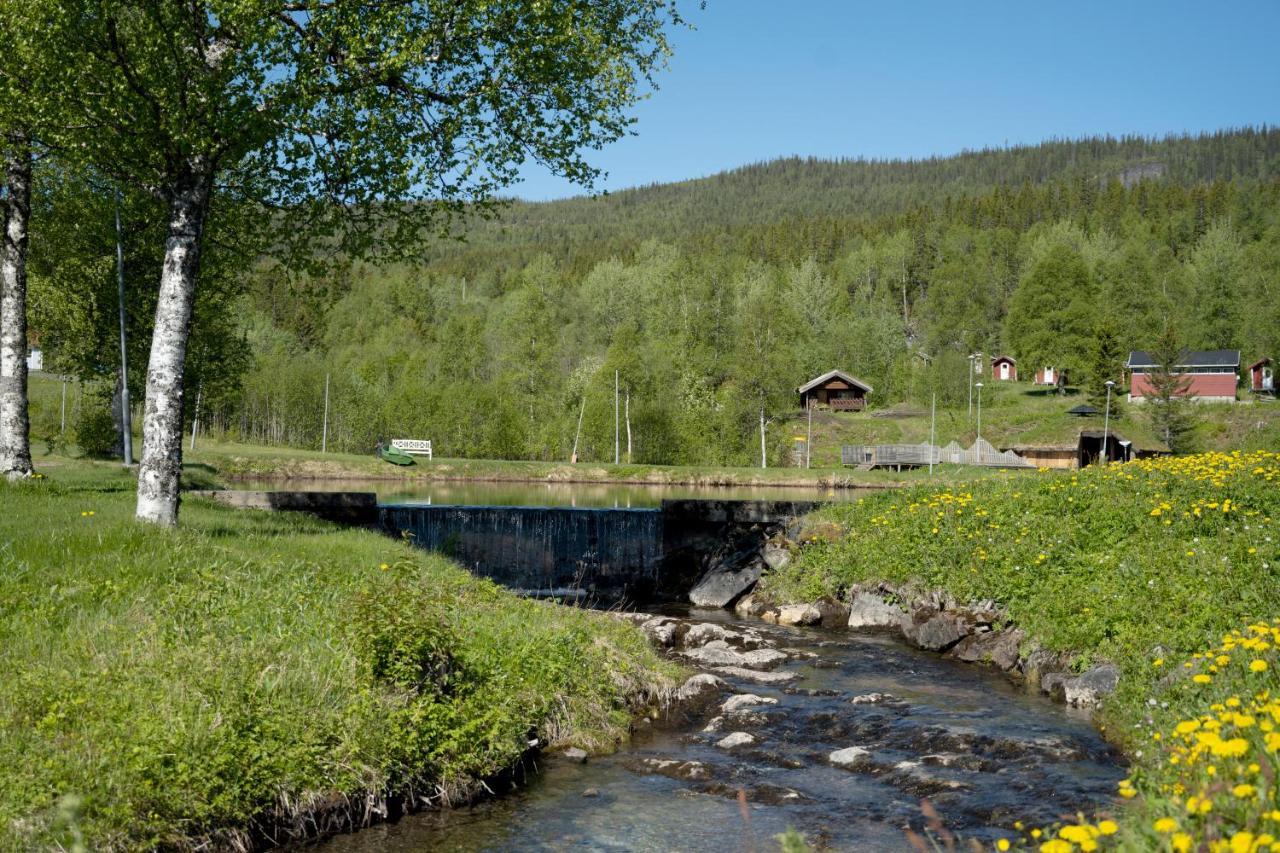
[
  {"x1": 571, "y1": 395, "x2": 585, "y2": 463},
  {"x1": 614, "y1": 370, "x2": 619, "y2": 465},
  {"x1": 60, "y1": 379, "x2": 66, "y2": 434},
  {"x1": 114, "y1": 190, "x2": 133, "y2": 466},
  {"x1": 625, "y1": 391, "x2": 632, "y2": 463},
  {"x1": 805, "y1": 402, "x2": 813, "y2": 469},
  {"x1": 928, "y1": 392, "x2": 936, "y2": 476},
  {"x1": 975, "y1": 382, "x2": 984, "y2": 449},
  {"x1": 321, "y1": 372, "x2": 330, "y2": 452},
  {"x1": 1101, "y1": 380, "x2": 1115, "y2": 466},
  {"x1": 189, "y1": 380, "x2": 203, "y2": 451}
]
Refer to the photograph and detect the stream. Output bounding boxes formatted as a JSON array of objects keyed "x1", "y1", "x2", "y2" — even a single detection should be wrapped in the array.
[{"x1": 317, "y1": 607, "x2": 1125, "y2": 852}]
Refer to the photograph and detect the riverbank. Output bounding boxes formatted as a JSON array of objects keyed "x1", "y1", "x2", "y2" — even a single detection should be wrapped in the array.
[
  {"x1": 0, "y1": 460, "x2": 680, "y2": 851},
  {"x1": 185, "y1": 439, "x2": 994, "y2": 489},
  {"x1": 751, "y1": 451, "x2": 1280, "y2": 848}
]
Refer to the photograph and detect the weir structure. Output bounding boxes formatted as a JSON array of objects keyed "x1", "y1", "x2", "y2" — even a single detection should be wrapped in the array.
[{"x1": 379, "y1": 499, "x2": 823, "y2": 605}]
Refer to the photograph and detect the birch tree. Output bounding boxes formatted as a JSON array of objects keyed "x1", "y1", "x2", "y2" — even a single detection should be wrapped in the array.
[
  {"x1": 20, "y1": 0, "x2": 683, "y2": 524},
  {"x1": 0, "y1": 135, "x2": 33, "y2": 480}
]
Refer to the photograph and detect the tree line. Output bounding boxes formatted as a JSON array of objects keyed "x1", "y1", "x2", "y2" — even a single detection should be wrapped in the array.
[{"x1": 222, "y1": 164, "x2": 1280, "y2": 467}]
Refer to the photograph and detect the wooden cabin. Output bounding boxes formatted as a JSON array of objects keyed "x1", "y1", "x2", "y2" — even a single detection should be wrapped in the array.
[
  {"x1": 991, "y1": 355, "x2": 1017, "y2": 381},
  {"x1": 1126, "y1": 350, "x2": 1239, "y2": 403},
  {"x1": 1034, "y1": 366, "x2": 1061, "y2": 386},
  {"x1": 798, "y1": 369, "x2": 873, "y2": 411},
  {"x1": 1249, "y1": 358, "x2": 1274, "y2": 394}
]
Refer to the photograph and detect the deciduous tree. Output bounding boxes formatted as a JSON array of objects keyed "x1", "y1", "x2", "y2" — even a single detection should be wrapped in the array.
[{"x1": 21, "y1": 0, "x2": 684, "y2": 523}]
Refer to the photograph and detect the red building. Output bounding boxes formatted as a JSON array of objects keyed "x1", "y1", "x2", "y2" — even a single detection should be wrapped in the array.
[
  {"x1": 1033, "y1": 366, "x2": 1062, "y2": 386},
  {"x1": 1126, "y1": 350, "x2": 1239, "y2": 403},
  {"x1": 991, "y1": 355, "x2": 1017, "y2": 381}
]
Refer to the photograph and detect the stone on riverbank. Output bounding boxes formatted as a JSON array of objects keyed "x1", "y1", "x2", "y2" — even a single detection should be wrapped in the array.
[
  {"x1": 688, "y1": 551, "x2": 765, "y2": 608},
  {"x1": 674, "y1": 674, "x2": 729, "y2": 712},
  {"x1": 711, "y1": 666, "x2": 799, "y2": 685},
  {"x1": 721, "y1": 693, "x2": 778, "y2": 714},
  {"x1": 828, "y1": 746, "x2": 872, "y2": 769},
  {"x1": 715, "y1": 731, "x2": 756, "y2": 750},
  {"x1": 847, "y1": 591, "x2": 908, "y2": 630},
  {"x1": 681, "y1": 642, "x2": 789, "y2": 670},
  {"x1": 1053, "y1": 663, "x2": 1121, "y2": 709}
]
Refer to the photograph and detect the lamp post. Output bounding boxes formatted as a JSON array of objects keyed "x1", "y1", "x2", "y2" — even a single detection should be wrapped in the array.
[
  {"x1": 967, "y1": 352, "x2": 980, "y2": 417},
  {"x1": 975, "y1": 382, "x2": 984, "y2": 446},
  {"x1": 1101, "y1": 380, "x2": 1115, "y2": 465}
]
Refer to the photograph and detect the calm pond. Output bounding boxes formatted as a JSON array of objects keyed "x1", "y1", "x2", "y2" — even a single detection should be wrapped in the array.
[
  {"x1": 233, "y1": 479, "x2": 878, "y2": 508},
  {"x1": 317, "y1": 608, "x2": 1125, "y2": 853}
]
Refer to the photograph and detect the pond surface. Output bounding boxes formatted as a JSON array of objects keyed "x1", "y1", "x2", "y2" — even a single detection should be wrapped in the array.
[
  {"x1": 317, "y1": 608, "x2": 1125, "y2": 852},
  {"x1": 232, "y1": 479, "x2": 874, "y2": 508}
]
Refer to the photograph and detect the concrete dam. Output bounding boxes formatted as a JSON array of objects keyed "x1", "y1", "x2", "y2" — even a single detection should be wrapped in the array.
[{"x1": 378, "y1": 499, "x2": 822, "y2": 604}]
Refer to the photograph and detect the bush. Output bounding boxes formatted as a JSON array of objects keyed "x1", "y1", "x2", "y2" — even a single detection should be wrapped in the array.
[{"x1": 74, "y1": 391, "x2": 119, "y2": 458}]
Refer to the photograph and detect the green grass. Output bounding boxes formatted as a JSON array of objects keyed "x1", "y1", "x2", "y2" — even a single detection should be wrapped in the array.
[
  {"x1": 758, "y1": 450, "x2": 1280, "y2": 848},
  {"x1": 0, "y1": 457, "x2": 680, "y2": 851}
]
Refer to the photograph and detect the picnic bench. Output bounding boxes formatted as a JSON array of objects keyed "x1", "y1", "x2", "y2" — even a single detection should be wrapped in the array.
[{"x1": 390, "y1": 439, "x2": 433, "y2": 460}]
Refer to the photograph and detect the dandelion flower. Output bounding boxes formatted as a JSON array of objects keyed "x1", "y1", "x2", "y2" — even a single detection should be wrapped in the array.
[
  {"x1": 1252, "y1": 659, "x2": 1269, "y2": 673},
  {"x1": 1153, "y1": 817, "x2": 1178, "y2": 833}
]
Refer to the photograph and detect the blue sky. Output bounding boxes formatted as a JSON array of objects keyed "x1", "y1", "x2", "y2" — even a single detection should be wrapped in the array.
[{"x1": 514, "y1": 1, "x2": 1280, "y2": 200}]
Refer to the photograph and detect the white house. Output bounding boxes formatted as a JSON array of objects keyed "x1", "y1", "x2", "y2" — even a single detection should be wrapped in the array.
[{"x1": 26, "y1": 347, "x2": 43, "y2": 372}]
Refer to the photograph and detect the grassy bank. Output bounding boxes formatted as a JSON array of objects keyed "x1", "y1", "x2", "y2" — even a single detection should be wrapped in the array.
[
  {"x1": 0, "y1": 459, "x2": 679, "y2": 850},
  {"x1": 759, "y1": 451, "x2": 1280, "y2": 849},
  {"x1": 184, "y1": 438, "x2": 973, "y2": 488}
]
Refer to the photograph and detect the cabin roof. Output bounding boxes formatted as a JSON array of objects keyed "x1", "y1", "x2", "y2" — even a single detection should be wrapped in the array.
[
  {"x1": 1248, "y1": 357, "x2": 1272, "y2": 371},
  {"x1": 991, "y1": 354, "x2": 1016, "y2": 364},
  {"x1": 797, "y1": 369, "x2": 874, "y2": 395},
  {"x1": 1126, "y1": 349, "x2": 1240, "y2": 369}
]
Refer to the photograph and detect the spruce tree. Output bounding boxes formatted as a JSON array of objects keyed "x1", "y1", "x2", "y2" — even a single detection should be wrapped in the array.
[{"x1": 1145, "y1": 322, "x2": 1196, "y2": 452}]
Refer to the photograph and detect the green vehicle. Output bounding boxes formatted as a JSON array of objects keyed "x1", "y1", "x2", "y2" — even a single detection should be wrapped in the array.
[{"x1": 376, "y1": 441, "x2": 415, "y2": 466}]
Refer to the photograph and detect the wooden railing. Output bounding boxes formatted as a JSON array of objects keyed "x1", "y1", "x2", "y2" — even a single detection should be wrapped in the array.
[{"x1": 828, "y1": 398, "x2": 866, "y2": 411}]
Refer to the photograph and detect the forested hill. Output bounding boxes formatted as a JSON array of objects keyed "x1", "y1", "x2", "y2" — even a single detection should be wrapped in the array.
[{"x1": 437, "y1": 127, "x2": 1280, "y2": 270}]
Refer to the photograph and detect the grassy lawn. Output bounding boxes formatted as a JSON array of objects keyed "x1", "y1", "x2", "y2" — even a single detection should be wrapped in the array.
[
  {"x1": 0, "y1": 457, "x2": 679, "y2": 850},
  {"x1": 759, "y1": 451, "x2": 1280, "y2": 849}
]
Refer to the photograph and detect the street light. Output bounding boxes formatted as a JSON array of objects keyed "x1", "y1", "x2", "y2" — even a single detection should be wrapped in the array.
[
  {"x1": 1101, "y1": 380, "x2": 1115, "y2": 465},
  {"x1": 967, "y1": 352, "x2": 982, "y2": 417},
  {"x1": 975, "y1": 381, "x2": 984, "y2": 446}
]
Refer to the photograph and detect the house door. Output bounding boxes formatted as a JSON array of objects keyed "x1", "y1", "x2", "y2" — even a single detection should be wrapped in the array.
[{"x1": 1000, "y1": 362, "x2": 1010, "y2": 380}]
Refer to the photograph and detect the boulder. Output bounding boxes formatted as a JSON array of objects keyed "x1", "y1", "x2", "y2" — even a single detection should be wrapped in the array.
[
  {"x1": 715, "y1": 731, "x2": 757, "y2": 750},
  {"x1": 673, "y1": 674, "x2": 729, "y2": 712},
  {"x1": 770, "y1": 604, "x2": 823, "y2": 626},
  {"x1": 712, "y1": 666, "x2": 799, "y2": 685},
  {"x1": 1053, "y1": 663, "x2": 1120, "y2": 709},
  {"x1": 681, "y1": 642, "x2": 789, "y2": 670},
  {"x1": 828, "y1": 746, "x2": 873, "y2": 769},
  {"x1": 903, "y1": 610, "x2": 972, "y2": 652},
  {"x1": 949, "y1": 628, "x2": 1024, "y2": 671},
  {"x1": 721, "y1": 693, "x2": 779, "y2": 714},
  {"x1": 639, "y1": 617, "x2": 682, "y2": 647},
  {"x1": 681, "y1": 623, "x2": 731, "y2": 648},
  {"x1": 761, "y1": 540, "x2": 791, "y2": 571},
  {"x1": 733, "y1": 593, "x2": 770, "y2": 619},
  {"x1": 562, "y1": 747, "x2": 588, "y2": 764},
  {"x1": 688, "y1": 553, "x2": 765, "y2": 608},
  {"x1": 847, "y1": 591, "x2": 908, "y2": 631}
]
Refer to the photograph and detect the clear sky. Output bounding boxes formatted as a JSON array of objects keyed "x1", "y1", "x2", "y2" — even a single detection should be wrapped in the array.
[{"x1": 513, "y1": 0, "x2": 1280, "y2": 200}]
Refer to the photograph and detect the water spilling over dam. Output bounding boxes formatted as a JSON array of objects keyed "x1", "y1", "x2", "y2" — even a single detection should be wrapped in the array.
[{"x1": 378, "y1": 499, "x2": 823, "y2": 604}]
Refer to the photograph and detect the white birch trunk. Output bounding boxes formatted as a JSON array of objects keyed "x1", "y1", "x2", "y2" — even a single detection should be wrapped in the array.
[
  {"x1": 0, "y1": 137, "x2": 33, "y2": 480},
  {"x1": 135, "y1": 159, "x2": 212, "y2": 526}
]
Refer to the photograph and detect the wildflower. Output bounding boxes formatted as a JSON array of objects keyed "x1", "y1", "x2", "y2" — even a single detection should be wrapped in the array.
[
  {"x1": 1096, "y1": 820, "x2": 1118, "y2": 836},
  {"x1": 1229, "y1": 832, "x2": 1255, "y2": 853},
  {"x1": 1252, "y1": 659, "x2": 1270, "y2": 673},
  {"x1": 1194, "y1": 674, "x2": 1213, "y2": 684},
  {"x1": 1171, "y1": 833, "x2": 1193, "y2": 853},
  {"x1": 1039, "y1": 840, "x2": 1071, "y2": 853},
  {"x1": 997, "y1": 840, "x2": 1010, "y2": 852},
  {"x1": 1154, "y1": 818, "x2": 1178, "y2": 833},
  {"x1": 1154, "y1": 658, "x2": 1165, "y2": 667},
  {"x1": 379, "y1": 563, "x2": 390, "y2": 570},
  {"x1": 1233, "y1": 783, "x2": 1257, "y2": 798}
]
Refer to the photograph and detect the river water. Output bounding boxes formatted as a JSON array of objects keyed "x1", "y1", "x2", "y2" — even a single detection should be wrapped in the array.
[{"x1": 317, "y1": 608, "x2": 1125, "y2": 852}]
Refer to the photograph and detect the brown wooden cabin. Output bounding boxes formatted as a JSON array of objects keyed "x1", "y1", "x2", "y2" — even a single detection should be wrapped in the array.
[{"x1": 798, "y1": 369, "x2": 873, "y2": 411}]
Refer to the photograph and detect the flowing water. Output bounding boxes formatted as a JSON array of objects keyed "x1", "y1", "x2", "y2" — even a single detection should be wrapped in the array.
[{"x1": 317, "y1": 607, "x2": 1125, "y2": 852}]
